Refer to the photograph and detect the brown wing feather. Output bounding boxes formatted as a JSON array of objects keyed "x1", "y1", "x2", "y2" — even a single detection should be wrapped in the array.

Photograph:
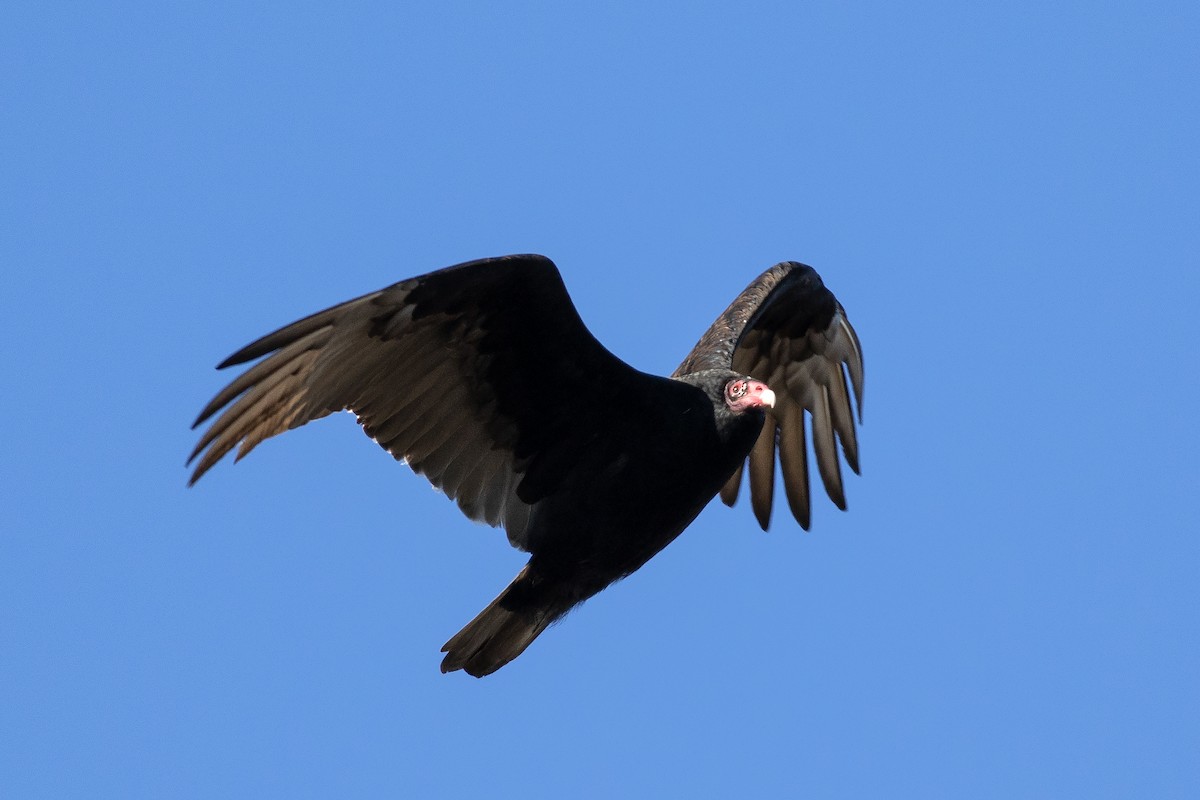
[
  {"x1": 676, "y1": 262, "x2": 864, "y2": 530},
  {"x1": 189, "y1": 254, "x2": 646, "y2": 550}
]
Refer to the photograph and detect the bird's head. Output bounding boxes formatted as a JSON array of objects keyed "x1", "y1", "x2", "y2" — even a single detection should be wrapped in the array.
[{"x1": 723, "y1": 377, "x2": 775, "y2": 414}]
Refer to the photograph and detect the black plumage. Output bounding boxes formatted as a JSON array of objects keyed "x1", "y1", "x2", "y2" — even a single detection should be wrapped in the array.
[{"x1": 189, "y1": 254, "x2": 863, "y2": 676}]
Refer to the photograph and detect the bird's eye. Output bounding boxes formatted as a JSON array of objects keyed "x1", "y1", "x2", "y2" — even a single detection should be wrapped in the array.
[{"x1": 728, "y1": 380, "x2": 746, "y2": 399}]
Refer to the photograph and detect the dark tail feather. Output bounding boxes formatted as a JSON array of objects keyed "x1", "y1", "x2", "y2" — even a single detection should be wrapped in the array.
[{"x1": 440, "y1": 565, "x2": 567, "y2": 678}]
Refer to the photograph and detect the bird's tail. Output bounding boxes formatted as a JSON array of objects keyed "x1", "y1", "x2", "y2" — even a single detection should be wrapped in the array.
[{"x1": 440, "y1": 565, "x2": 569, "y2": 678}]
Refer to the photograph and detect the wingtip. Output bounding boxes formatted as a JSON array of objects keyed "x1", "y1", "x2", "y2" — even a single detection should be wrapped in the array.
[
  {"x1": 185, "y1": 445, "x2": 223, "y2": 486},
  {"x1": 191, "y1": 396, "x2": 226, "y2": 429},
  {"x1": 753, "y1": 504, "x2": 771, "y2": 531},
  {"x1": 215, "y1": 353, "x2": 245, "y2": 371},
  {"x1": 185, "y1": 460, "x2": 203, "y2": 487},
  {"x1": 185, "y1": 460, "x2": 208, "y2": 487},
  {"x1": 825, "y1": 475, "x2": 847, "y2": 512}
]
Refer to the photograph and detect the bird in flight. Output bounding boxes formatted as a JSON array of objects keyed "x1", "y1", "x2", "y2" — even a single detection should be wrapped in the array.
[{"x1": 189, "y1": 254, "x2": 863, "y2": 677}]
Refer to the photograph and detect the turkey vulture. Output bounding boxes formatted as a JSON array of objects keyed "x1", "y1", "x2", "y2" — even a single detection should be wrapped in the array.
[{"x1": 189, "y1": 254, "x2": 863, "y2": 677}]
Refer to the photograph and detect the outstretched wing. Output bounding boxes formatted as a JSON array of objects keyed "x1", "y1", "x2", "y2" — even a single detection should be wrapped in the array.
[
  {"x1": 675, "y1": 262, "x2": 864, "y2": 531},
  {"x1": 189, "y1": 254, "x2": 647, "y2": 550}
]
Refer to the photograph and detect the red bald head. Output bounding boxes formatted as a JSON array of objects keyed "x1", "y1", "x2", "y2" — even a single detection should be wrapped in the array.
[{"x1": 723, "y1": 378, "x2": 775, "y2": 413}]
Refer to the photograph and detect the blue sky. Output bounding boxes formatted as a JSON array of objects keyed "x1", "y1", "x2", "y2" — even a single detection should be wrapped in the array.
[{"x1": 3, "y1": 2, "x2": 1197, "y2": 797}]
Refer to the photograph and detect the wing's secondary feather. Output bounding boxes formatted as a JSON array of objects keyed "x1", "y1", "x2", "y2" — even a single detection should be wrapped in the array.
[{"x1": 189, "y1": 254, "x2": 649, "y2": 550}]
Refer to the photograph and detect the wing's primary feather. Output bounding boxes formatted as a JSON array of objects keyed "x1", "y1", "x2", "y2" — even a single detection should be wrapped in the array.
[
  {"x1": 675, "y1": 262, "x2": 863, "y2": 530},
  {"x1": 189, "y1": 254, "x2": 646, "y2": 549}
]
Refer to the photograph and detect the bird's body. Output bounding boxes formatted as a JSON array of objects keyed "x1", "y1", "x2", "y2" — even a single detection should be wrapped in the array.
[
  {"x1": 441, "y1": 369, "x2": 769, "y2": 675},
  {"x1": 190, "y1": 255, "x2": 863, "y2": 676}
]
